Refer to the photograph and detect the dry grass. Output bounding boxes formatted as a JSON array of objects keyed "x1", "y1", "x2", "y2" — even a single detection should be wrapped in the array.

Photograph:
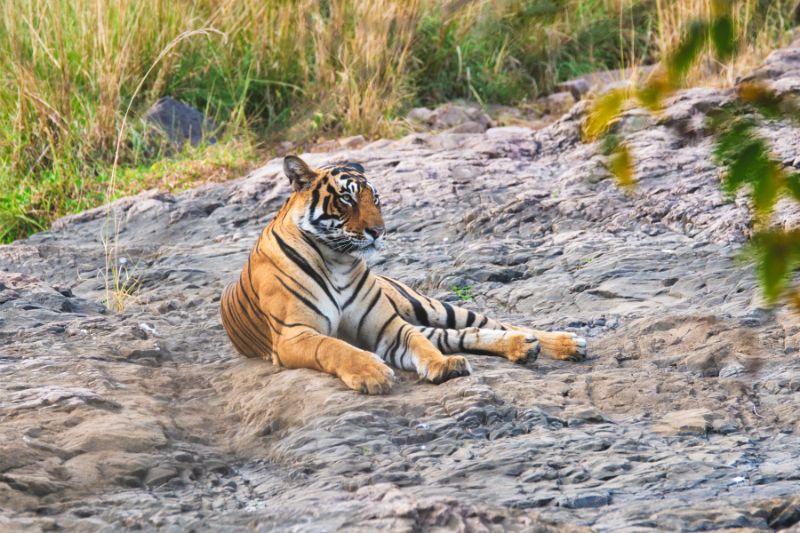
[
  {"x1": 0, "y1": 0, "x2": 797, "y2": 245},
  {"x1": 655, "y1": 0, "x2": 799, "y2": 85}
]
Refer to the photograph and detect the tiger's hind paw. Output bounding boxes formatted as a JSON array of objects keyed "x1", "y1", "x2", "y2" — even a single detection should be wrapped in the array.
[
  {"x1": 505, "y1": 334, "x2": 541, "y2": 364},
  {"x1": 539, "y1": 331, "x2": 587, "y2": 362},
  {"x1": 564, "y1": 333, "x2": 587, "y2": 361}
]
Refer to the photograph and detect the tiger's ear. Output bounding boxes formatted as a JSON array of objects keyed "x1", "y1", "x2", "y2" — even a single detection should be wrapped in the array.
[
  {"x1": 284, "y1": 156, "x2": 316, "y2": 192},
  {"x1": 346, "y1": 162, "x2": 365, "y2": 173}
]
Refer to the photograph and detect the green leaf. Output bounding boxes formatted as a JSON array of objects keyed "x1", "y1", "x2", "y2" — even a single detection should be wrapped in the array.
[
  {"x1": 635, "y1": 71, "x2": 674, "y2": 111},
  {"x1": 607, "y1": 142, "x2": 635, "y2": 188},
  {"x1": 786, "y1": 172, "x2": 800, "y2": 202},
  {"x1": 750, "y1": 229, "x2": 800, "y2": 303},
  {"x1": 713, "y1": 117, "x2": 758, "y2": 189},
  {"x1": 667, "y1": 20, "x2": 708, "y2": 84},
  {"x1": 752, "y1": 161, "x2": 783, "y2": 216},
  {"x1": 600, "y1": 133, "x2": 621, "y2": 156},
  {"x1": 710, "y1": 14, "x2": 736, "y2": 62},
  {"x1": 713, "y1": 116, "x2": 800, "y2": 217},
  {"x1": 582, "y1": 87, "x2": 628, "y2": 141}
]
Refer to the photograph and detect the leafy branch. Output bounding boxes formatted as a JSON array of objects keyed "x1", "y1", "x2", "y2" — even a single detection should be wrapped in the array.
[{"x1": 582, "y1": 0, "x2": 800, "y2": 309}]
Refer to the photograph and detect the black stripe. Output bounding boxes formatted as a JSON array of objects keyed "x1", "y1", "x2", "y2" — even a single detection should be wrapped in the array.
[
  {"x1": 478, "y1": 316, "x2": 488, "y2": 327},
  {"x1": 356, "y1": 289, "x2": 382, "y2": 339},
  {"x1": 342, "y1": 268, "x2": 370, "y2": 309},
  {"x1": 399, "y1": 327, "x2": 415, "y2": 369},
  {"x1": 257, "y1": 249, "x2": 316, "y2": 299},
  {"x1": 442, "y1": 328, "x2": 450, "y2": 350},
  {"x1": 386, "y1": 327, "x2": 404, "y2": 367},
  {"x1": 465, "y1": 311, "x2": 476, "y2": 327},
  {"x1": 274, "y1": 274, "x2": 332, "y2": 331},
  {"x1": 337, "y1": 260, "x2": 365, "y2": 291},
  {"x1": 300, "y1": 231, "x2": 327, "y2": 264},
  {"x1": 375, "y1": 312, "x2": 399, "y2": 346},
  {"x1": 443, "y1": 302, "x2": 456, "y2": 329},
  {"x1": 231, "y1": 281, "x2": 267, "y2": 336},
  {"x1": 221, "y1": 287, "x2": 251, "y2": 355},
  {"x1": 298, "y1": 231, "x2": 336, "y2": 284},
  {"x1": 225, "y1": 284, "x2": 272, "y2": 356},
  {"x1": 385, "y1": 293, "x2": 402, "y2": 314},
  {"x1": 243, "y1": 274, "x2": 282, "y2": 337},
  {"x1": 311, "y1": 212, "x2": 340, "y2": 224},
  {"x1": 273, "y1": 231, "x2": 339, "y2": 310},
  {"x1": 238, "y1": 276, "x2": 274, "y2": 326},
  {"x1": 314, "y1": 339, "x2": 324, "y2": 369},
  {"x1": 246, "y1": 255, "x2": 261, "y2": 302},
  {"x1": 234, "y1": 279, "x2": 275, "y2": 343},
  {"x1": 381, "y1": 277, "x2": 429, "y2": 326},
  {"x1": 222, "y1": 312, "x2": 252, "y2": 355},
  {"x1": 459, "y1": 330, "x2": 466, "y2": 352},
  {"x1": 269, "y1": 313, "x2": 312, "y2": 330},
  {"x1": 309, "y1": 182, "x2": 322, "y2": 217}
]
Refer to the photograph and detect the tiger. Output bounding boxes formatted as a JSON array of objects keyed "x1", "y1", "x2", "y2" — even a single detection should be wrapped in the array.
[{"x1": 219, "y1": 155, "x2": 587, "y2": 394}]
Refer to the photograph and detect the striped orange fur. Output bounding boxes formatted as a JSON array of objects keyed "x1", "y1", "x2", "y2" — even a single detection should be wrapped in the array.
[{"x1": 220, "y1": 156, "x2": 587, "y2": 394}]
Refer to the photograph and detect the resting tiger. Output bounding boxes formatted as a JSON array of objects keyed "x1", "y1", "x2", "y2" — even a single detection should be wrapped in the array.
[{"x1": 220, "y1": 156, "x2": 587, "y2": 394}]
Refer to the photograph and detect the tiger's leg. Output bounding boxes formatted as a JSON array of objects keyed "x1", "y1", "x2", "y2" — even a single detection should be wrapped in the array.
[
  {"x1": 346, "y1": 297, "x2": 471, "y2": 384},
  {"x1": 416, "y1": 326, "x2": 540, "y2": 364},
  {"x1": 377, "y1": 275, "x2": 587, "y2": 361},
  {"x1": 275, "y1": 327, "x2": 395, "y2": 394}
]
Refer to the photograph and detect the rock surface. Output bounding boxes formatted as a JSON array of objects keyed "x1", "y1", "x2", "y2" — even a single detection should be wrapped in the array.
[
  {"x1": 557, "y1": 66, "x2": 657, "y2": 100},
  {"x1": 3, "y1": 49, "x2": 800, "y2": 531},
  {"x1": 408, "y1": 102, "x2": 494, "y2": 133}
]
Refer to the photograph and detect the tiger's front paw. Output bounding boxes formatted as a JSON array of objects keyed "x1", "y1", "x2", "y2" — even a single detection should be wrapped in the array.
[
  {"x1": 419, "y1": 355, "x2": 472, "y2": 384},
  {"x1": 340, "y1": 360, "x2": 395, "y2": 395},
  {"x1": 541, "y1": 331, "x2": 587, "y2": 362}
]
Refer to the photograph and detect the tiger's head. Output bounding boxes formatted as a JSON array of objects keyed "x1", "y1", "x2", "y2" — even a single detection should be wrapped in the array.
[{"x1": 283, "y1": 155, "x2": 385, "y2": 256}]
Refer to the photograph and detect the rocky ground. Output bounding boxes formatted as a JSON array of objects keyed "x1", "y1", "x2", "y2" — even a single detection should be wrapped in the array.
[{"x1": 2, "y1": 45, "x2": 800, "y2": 532}]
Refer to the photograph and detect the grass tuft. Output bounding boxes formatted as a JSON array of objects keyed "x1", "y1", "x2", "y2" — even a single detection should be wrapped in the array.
[{"x1": 0, "y1": 0, "x2": 797, "y2": 243}]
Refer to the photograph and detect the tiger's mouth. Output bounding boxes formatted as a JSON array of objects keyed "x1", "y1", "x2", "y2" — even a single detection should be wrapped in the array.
[
  {"x1": 352, "y1": 236, "x2": 385, "y2": 256},
  {"x1": 316, "y1": 231, "x2": 384, "y2": 255},
  {"x1": 367, "y1": 238, "x2": 385, "y2": 251}
]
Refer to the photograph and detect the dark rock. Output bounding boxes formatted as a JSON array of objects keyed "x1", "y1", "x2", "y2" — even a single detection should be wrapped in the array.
[
  {"x1": 559, "y1": 492, "x2": 611, "y2": 509},
  {"x1": 143, "y1": 97, "x2": 217, "y2": 148}
]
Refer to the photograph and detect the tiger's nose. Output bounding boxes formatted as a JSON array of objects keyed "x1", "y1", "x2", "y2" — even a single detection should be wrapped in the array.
[{"x1": 365, "y1": 226, "x2": 385, "y2": 240}]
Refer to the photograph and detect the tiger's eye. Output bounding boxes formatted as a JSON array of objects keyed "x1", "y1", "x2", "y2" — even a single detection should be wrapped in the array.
[{"x1": 337, "y1": 194, "x2": 354, "y2": 208}]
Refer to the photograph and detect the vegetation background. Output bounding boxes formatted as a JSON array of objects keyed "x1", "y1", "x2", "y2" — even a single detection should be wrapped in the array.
[{"x1": 0, "y1": 0, "x2": 798, "y2": 245}]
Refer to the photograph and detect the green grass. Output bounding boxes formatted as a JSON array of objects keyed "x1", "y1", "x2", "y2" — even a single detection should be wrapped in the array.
[
  {"x1": 1, "y1": 0, "x2": 797, "y2": 243},
  {"x1": 451, "y1": 284, "x2": 474, "y2": 303}
]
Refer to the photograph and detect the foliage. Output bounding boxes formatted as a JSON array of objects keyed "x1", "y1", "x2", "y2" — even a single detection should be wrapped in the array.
[
  {"x1": 0, "y1": 0, "x2": 796, "y2": 248},
  {"x1": 451, "y1": 284, "x2": 474, "y2": 303},
  {"x1": 582, "y1": 0, "x2": 800, "y2": 308},
  {"x1": 0, "y1": 0, "x2": 738, "y2": 243}
]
